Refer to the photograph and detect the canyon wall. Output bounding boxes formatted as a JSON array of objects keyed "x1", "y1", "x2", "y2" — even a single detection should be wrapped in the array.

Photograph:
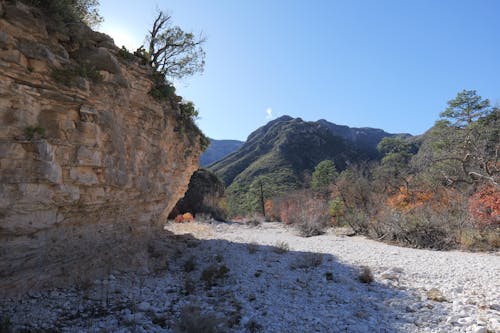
[{"x1": 0, "y1": 2, "x2": 204, "y2": 294}]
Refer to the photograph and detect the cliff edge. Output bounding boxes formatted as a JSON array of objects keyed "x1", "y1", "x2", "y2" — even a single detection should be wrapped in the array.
[{"x1": 0, "y1": 1, "x2": 205, "y2": 294}]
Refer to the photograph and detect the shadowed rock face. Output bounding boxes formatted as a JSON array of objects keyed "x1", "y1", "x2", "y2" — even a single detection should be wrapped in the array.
[
  {"x1": 168, "y1": 168, "x2": 226, "y2": 220},
  {"x1": 0, "y1": 2, "x2": 203, "y2": 295}
]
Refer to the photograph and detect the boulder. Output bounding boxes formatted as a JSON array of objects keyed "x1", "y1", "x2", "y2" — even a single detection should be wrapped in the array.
[
  {"x1": 4, "y1": 4, "x2": 48, "y2": 38},
  {"x1": 17, "y1": 38, "x2": 60, "y2": 67},
  {"x1": 77, "y1": 46, "x2": 121, "y2": 74},
  {"x1": 0, "y1": 31, "x2": 15, "y2": 50},
  {"x1": 0, "y1": 49, "x2": 28, "y2": 66},
  {"x1": 68, "y1": 22, "x2": 115, "y2": 48},
  {"x1": 426, "y1": 288, "x2": 446, "y2": 302}
]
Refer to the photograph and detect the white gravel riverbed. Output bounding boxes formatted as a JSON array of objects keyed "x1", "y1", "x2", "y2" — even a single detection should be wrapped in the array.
[{"x1": 1, "y1": 221, "x2": 499, "y2": 332}]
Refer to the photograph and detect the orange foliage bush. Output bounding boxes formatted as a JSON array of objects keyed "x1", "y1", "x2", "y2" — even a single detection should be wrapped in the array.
[
  {"x1": 264, "y1": 199, "x2": 280, "y2": 221},
  {"x1": 468, "y1": 186, "x2": 500, "y2": 227},
  {"x1": 387, "y1": 186, "x2": 433, "y2": 212},
  {"x1": 386, "y1": 186, "x2": 468, "y2": 215},
  {"x1": 174, "y1": 212, "x2": 194, "y2": 223}
]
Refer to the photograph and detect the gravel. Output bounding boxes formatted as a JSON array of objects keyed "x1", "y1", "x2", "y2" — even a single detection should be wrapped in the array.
[{"x1": 1, "y1": 221, "x2": 499, "y2": 332}]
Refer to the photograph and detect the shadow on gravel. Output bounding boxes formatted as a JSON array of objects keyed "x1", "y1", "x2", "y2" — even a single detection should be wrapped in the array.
[
  {"x1": 166, "y1": 230, "x2": 450, "y2": 333},
  {"x1": 1, "y1": 227, "x2": 450, "y2": 333}
]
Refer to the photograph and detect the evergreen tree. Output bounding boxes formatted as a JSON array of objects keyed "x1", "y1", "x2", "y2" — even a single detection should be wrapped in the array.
[
  {"x1": 440, "y1": 89, "x2": 491, "y2": 128},
  {"x1": 311, "y1": 160, "x2": 338, "y2": 191}
]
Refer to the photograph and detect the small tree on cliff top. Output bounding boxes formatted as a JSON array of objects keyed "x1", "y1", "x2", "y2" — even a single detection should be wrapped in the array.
[{"x1": 146, "y1": 11, "x2": 206, "y2": 80}]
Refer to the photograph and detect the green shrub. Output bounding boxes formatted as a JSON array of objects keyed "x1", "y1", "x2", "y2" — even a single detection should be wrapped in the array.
[
  {"x1": 458, "y1": 227, "x2": 500, "y2": 251},
  {"x1": 52, "y1": 64, "x2": 102, "y2": 86},
  {"x1": 342, "y1": 209, "x2": 371, "y2": 235},
  {"x1": 117, "y1": 46, "x2": 136, "y2": 61},
  {"x1": 24, "y1": 125, "x2": 45, "y2": 140},
  {"x1": 147, "y1": 62, "x2": 208, "y2": 154},
  {"x1": 149, "y1": 81, "x2": 176, "y2": 101},
  {"x1": 311, "y1": 159, "x2": 338, "y2": 192},
  {"x1": 24, "y1": 0, "x2": 103, "y2": 27},
  {"x1": 199, "y1": 134, "x2": 210, "y2": 152},
  {"x1": 179, "y1": 101, "x2": 199, "y2": 121},
  {"x1": 149, "y1": 72, "x2": 176, "y2": 101},
  {"x1": 200, "y1": 264, "x2": 229, "y2": 289},
  {"x1": 372, "y1": 205, "x2": 463, "y2": 250},
  {"x1": 329, "y1": 197, "x2": 346, "y2": 225},
  {"x1": 177, "y1": 101, "x2": 210, "y2": 152},
  {"x1": 134, "y1": 46, "x2": 151, "y2": 65}
]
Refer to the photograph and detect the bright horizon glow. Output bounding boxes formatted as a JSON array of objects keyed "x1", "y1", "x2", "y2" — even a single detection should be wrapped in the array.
[
  {"x1": 99, "y1": 23, "x2": 139, "y2": 50},
  {"x1": 98, "y1": 1, "x2": 500, "y2": 141}
]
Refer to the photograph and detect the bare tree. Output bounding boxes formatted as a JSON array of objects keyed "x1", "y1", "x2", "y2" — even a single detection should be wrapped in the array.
[{"x1": 146, "y1": 11, "x2": 206, "y2": 80}]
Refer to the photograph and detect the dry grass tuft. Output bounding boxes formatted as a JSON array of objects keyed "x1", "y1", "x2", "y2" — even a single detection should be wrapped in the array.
[
  {"x1": 358, "y1": 266, "x2": 374, "y2": 284},
  {"x1": 273, "y1": 241, "x2": 290, "y2": 254},
  {"x1": 247, "y1": 242, "x2": 259, "y2": 254},
  {"x1": 200, "y1": 264, "x2": 230, "y2": 289}
]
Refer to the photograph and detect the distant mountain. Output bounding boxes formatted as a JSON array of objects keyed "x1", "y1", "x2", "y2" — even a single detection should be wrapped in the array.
[
  {"x1": 199, "y1": 139, "x2": 244, "y2": 166},
  {"x1": 317, "y1": 120, "x2": 411, "y2": 159},
  {"x1": 209, "y1": 116, "x2": 407, "y2": 207}
]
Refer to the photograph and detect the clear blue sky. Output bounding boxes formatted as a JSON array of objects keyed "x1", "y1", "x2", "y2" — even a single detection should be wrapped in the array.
[{"x1": 98, "y1": 0, "x2": 500, "y2": 141}]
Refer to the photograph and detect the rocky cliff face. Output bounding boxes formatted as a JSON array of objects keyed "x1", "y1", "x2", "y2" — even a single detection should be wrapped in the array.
[{"x1": 0, "y1": 2, "x2": 204, "y2": 294}]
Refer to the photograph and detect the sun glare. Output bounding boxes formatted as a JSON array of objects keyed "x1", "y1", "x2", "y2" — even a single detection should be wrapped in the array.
[{"x1": 99, "y1": 24, "x2": 141, "y2": 50}]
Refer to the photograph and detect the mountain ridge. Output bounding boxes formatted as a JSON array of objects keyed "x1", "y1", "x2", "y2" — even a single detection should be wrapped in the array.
[
  {"x1": 200, "y1": 138, "x2": 244, "y2": 166},
  {"x1": 209, "y1": 115, "x2": 409, "y2": 212}
]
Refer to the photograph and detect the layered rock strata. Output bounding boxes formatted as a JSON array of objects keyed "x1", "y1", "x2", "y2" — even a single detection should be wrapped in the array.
[{"x1": 0, "y1": 2, "x2": 203, "y2": 294}]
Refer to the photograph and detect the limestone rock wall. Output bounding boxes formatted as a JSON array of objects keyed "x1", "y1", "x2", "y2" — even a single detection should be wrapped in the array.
[{"x1": 0, "y1": 2, "x2": 203, "y2": 294}]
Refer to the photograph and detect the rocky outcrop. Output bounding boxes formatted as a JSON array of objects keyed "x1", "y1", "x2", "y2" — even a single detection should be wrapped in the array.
[
  {"x1": 0, "y1": 2, "x2": 204, "y2": 295},
  {"x1": 168, "y1": 168, "x2": 226, "y2": 220}
]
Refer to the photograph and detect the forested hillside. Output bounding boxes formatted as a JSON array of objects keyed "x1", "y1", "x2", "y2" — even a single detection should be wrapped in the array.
[
  {"x1": 210, "y1": 116, "x2": 402, "y2": 215},
  {"x1": 263, "y1": 90, "x2": 499, "y2": 249}
]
